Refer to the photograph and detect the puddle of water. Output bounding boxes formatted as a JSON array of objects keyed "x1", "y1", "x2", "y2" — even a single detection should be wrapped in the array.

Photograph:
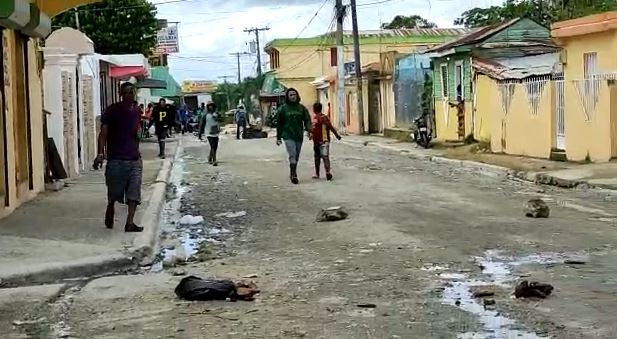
[{"x1": 437, "y1": 249, "x2": 586, "y2": 338}]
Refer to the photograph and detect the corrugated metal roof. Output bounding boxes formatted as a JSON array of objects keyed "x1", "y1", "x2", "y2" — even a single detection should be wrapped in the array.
[
  {"x1": 319, "y1": 28, "x2": 471, "y2": 39},
  {"x1": 472, "y1": 53, "x2": 561, "y2": 79},
  {"x1": 425, "y1": 18, "x2": 521, "y2": 53}
]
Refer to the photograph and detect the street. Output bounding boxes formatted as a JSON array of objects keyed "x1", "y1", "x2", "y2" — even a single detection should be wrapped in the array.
[{"x1": 8, "y1": 134, "x2": 617, "y2": 338}]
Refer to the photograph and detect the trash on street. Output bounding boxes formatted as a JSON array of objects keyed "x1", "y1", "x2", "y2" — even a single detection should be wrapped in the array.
[
  {"x1": 174, "y1": 276, "x2": 259, "y2": 301},
  {"x1": 316, "y1": 206, "x2": 349, "y2": 222}
]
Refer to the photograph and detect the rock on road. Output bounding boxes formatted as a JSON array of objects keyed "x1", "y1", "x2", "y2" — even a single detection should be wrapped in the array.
[{"x1": 14, "y1": 135, "x2": 617, "y2": 339}]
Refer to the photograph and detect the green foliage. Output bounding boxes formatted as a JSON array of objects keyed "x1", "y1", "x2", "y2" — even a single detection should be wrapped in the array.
[
  {"x1": 52, "y1": 0, "x2": 159, "y2": 56},
  {"x1": 212, "y1": 75, "x2": 265, "y2": 114},
  {"x1": 381, "y1": 15, "x2": 437, "y2": 29},
  {"x1": 421, "y1": 72, "x2": 433, "y2": 116},
  {"x1": 454, "y1": 0, "x2": 617, "y2": 28}
]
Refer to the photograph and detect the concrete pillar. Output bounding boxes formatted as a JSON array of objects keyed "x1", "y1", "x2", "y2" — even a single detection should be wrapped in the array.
[{"x1": 42, "y1": 50, "x2": 79, "y2": 177}]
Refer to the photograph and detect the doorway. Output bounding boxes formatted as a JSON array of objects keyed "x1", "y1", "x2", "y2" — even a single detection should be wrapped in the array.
[
  {"x1": 610, "y1": 82, "x2": 617, "y2": 158},
  {"x1": 0, "y1": 29, "x2": 9, "y2": 206},
  {"x1": 368, "y1": 79, "x2": 381, "y2": 133},
  {"x1": 13, "y1": 34, "x2": 33, "y2": 196},
  {"x1": 554, "y1": 78, "x2": 566, "y2": 150}
]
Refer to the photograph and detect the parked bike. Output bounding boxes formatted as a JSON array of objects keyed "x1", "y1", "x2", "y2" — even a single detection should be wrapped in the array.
[{"x1": 412, "y1": 114, "x2": 431, "y2": 148}]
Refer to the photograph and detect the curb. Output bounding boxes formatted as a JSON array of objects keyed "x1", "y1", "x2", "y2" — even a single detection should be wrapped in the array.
[
  {"x1": 130, "y1": 139, "x2": 183, "y2": 263},
  {"x1": 340, "y1": 139, "x2": 610, "y2": 190},
  {"x1": 0, "y1": 253, "x2": 134, "y2": 288}
]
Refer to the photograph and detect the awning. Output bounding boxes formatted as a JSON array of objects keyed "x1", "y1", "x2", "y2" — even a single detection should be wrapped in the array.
[
  {"x1": 135, "y1": 78, "x2": 167, "y2": 89},
  {"x1": 110, "y1": 66, "x2": 146, "y2": 79},
  {"x1": 260, "y1": 72, "x2": 286, "y2": 98}
]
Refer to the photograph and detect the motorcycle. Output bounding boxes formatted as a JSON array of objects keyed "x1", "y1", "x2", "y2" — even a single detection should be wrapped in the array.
[{"x1": 412, "y1": 114, "x2": 431, "y2": 148}]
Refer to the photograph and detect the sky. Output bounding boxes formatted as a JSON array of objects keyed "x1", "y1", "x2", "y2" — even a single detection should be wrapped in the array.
[{"x1": 154, "y1": 0, "x2": 501, "y2": 83}]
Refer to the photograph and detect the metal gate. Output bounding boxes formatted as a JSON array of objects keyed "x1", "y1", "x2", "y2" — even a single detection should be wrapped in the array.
[
  {"x1": 554, "y1": 78, "x2": 565, "y2": 150},
  {"x1": 393, "y1": 53, "x2": 431, "y2": 128}
]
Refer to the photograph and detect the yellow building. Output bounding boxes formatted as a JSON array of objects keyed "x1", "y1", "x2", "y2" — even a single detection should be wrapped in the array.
[
  {"x1": 0, "y1": 0, "x2": 99, "y2": 218},
  {"x1": 264, "y1": 29, "x2": 469, "y2": 133},
  {"x1": 551, "y1": 11, "x2": 617, "y2": 162},
  {"x1": 472, "y1": 55, "x2": 560, "y2": 158}
]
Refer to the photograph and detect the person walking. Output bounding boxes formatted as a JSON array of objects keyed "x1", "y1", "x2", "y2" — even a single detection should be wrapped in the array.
[
  {"x1": 177, "y1": 104, "x2": 189, "y2": 135},
  {"x1": 152, "y1": 98, "x2": 173, "y2": 159},
  {"x1": 141, "y1": 103, "x2": 153, "y2": 139},
  {"x1": 234, "y1": 105, "x2": 248, "y2": 139},
  {"x1": 275, "y1": 88, "x2": 312, "y2": 184},
  {"x1": 201, "y1": 102, "x2": 222, "y2": 166},
  {"x1": 311, "y1": 102, "x2": 341, "y2": 181},
  {"x1": 93, "y1": 82, "x2": 143, "y2": 232}
]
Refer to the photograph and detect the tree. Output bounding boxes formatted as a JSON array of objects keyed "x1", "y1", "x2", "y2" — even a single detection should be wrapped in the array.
[
  {"x1": 52, "y1": 0, "x2": 159, "y2": 55},
  {"x1": 381, "y1": 15, "x2": 437, "y2": 29},
  {"x1": 454, "y1": 0, "x2": 617, "y2": 28}
]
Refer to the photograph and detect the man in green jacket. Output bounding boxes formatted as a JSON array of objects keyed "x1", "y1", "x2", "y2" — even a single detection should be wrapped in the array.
[{"x1": 276, "y1": 88, "x2": 312, "y2": 184}]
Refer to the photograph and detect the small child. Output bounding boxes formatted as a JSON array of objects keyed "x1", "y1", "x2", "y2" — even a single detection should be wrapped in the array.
[{"x1": 311, "y1": 102, "x2": 341, "y2": 181}]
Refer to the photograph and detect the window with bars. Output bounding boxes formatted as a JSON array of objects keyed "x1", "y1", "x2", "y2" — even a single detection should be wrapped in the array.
[
  {"x1": 583, "y1": 52, "x2": 598, "y2": 98},
  {"x1": 269, "y1": 49, "x2": 280, "y2": 69},
  {"x1": 440, "y1": 64, "x2": 448, "y2": 98},
  {"x1": 583, "y1": 52, "x2": 597, "y2": 79}
]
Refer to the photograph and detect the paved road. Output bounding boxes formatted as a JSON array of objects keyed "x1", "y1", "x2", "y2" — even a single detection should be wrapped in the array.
[{"x1": 7, "y1": 135, "x2": 617, "y2": 338}]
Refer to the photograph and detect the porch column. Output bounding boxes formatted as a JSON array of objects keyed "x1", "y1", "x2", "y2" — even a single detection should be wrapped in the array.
[{"x1": 42, "y1": 50, "x2": 79, "y2": 177}]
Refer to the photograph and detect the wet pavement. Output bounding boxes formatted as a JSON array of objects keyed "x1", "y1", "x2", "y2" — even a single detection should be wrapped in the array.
[{"x1": 5, "y1": 135, "x2": 617, "y2": 338}]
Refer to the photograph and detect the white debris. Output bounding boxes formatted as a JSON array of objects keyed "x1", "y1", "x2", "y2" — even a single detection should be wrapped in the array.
[
  {"x1": 216, "y1": 211, "x2": 247, "y2": 218},
  {"x1": 179, "y1": 215, "x2": 204, "y2": 225}
]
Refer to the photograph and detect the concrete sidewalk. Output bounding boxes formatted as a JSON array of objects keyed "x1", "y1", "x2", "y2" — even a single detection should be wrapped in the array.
[
  {"x1": 0, "y1": 139, "x2": 179, "y2": 287},
  {"x1": 341, "y1": 135, "x2": 617, "y2": 190}
]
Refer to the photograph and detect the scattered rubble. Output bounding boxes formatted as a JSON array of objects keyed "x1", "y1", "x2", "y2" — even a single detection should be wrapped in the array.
[
  {"x1": 525, "y1": 198, "x2": 550, "y2": 218},
  {"x1": 179, "y1": 215, "x2": 204, "y2": 225},
  {"x1": 356, "y1": 303, "x2": 377, "y2": 308},
  {"x1": 216, "y1": 211, "x2": 247, "y2": 218},
  {"x1": 514, "y1": 280, "x2": 554, "y2": 299},
  {"x1": 564, "y1": 259, "x2": 585, "y2": 265},
  {"x1": 316, "y1": 206, "x2": 349, "y2": 222}
]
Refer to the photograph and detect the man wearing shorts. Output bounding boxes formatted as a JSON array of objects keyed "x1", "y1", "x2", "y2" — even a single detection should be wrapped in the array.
[
  {"x1": 93, "y1": 82, "x2": 143, "y2": 232},
  {"x1": 311, "y1": 102, "x2": 341, "y2": 181}
]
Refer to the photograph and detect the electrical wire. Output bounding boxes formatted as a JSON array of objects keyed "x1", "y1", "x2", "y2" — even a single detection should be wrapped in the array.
[
  {"x1": 277, "y1": 0, "x2": 330, "y2": 55},
  {"x1": 275, "y1": 13, "x2": 337, "y2": 74}
]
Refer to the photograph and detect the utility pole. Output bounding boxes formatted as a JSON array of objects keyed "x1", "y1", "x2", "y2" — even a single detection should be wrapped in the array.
[
  {"x1": 230, "y1": 52, "x2": 250, "y2": 84},
  {"x1": 244, "y1": 27, "x2": 270, "y2": 76},
  {"x1": 335, "y1": 0, "x2": 346, "y2": 134},
  {"x1": 350, "y1": 0, "x2": 364, "y2": 134}
]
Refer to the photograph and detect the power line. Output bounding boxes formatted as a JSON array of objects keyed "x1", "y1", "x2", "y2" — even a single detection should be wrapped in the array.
[
  {"x1": 278, "y1": 0, "x2": 329, "y2": 55},
  {"x1": 244, "y1": 26, "x2": 270, "y2": 76},
  {"x1": 275, "y1": 13, "x2": 337, "y2": 74}
]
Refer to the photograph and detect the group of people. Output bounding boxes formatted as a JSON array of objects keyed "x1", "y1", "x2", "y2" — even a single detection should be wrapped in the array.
[
  {"x1": 94, "y1": 82, "x2": 339, "y2": 233},
  {"x1": 275, "y1": 87, "x2": 341, "y2": 184}
]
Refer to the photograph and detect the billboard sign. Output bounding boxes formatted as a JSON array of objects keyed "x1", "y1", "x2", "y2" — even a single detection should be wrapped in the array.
[
  {"x1": 182, "y1": 80, "x2": 218, "y2": 93},
  {"x1": 155, "y1": 24, "x2": 179, "y2": 55}
]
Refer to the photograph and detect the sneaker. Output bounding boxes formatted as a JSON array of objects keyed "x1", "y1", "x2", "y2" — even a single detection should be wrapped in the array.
[
  {"x1": 326, "y1": 173, "x2": 333, "y2": 181},
  {"x1": 291, "y1": 177, "x2": 299, "y2": 185}
]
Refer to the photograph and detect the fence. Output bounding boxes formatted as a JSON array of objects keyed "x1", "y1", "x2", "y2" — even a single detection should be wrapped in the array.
[{"x1": 393, "y1": 53, "x2": 432, "y2": 128}]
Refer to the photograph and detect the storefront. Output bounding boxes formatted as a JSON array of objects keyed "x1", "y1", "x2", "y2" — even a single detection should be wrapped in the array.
[{"x1": 0, "y1": 0, "x2": 51, "y2": 217}]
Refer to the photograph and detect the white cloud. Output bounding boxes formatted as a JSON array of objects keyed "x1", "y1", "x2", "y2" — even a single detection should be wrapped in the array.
[{"x1": 155, "y1": 0, "x2": 502, "y2": 82}]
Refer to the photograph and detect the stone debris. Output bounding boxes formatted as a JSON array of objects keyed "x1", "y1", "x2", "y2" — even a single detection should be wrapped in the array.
[
  {"x1": 472, "y1": 290, "x2": 495, "y2": 298},
  {"x1": 356, "y1": 303, "x2": 377, "y2": 308},
  {"x1": 179, "y1": 215, "x2": 204, "y2": 225},
  {"x1": 514, "y1": 280, "x2": 554, "y2": 299},
  {"x1": 564, "y1": 259, "x2": 586, "y2": 265},
  {"x1": 12, "y1": 317, "x2": 47, "y2": 326},
  {"x1": 525, "y1": 198, "x2": 550, "y2": 218},
  {"x1": 316, "y1": 206, "x2": 349, "y2": 222},
  {"x1": 216, "y1": 211, "x2": 247, "y2": 218}
]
